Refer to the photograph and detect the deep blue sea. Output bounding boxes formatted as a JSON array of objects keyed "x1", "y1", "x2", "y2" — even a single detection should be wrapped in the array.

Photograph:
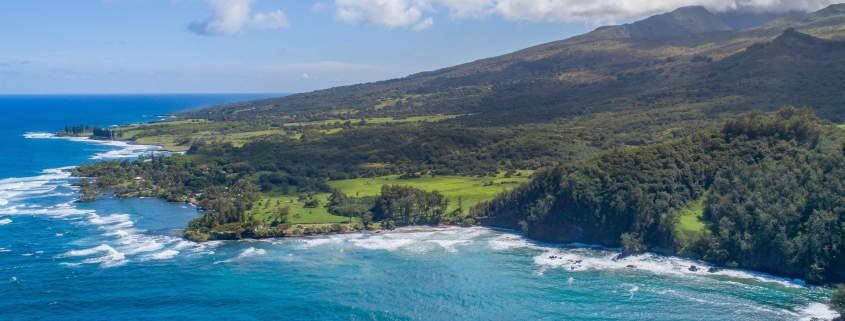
[{"x1": 0, "y1": 95, "x2": 839, "y2": 320}]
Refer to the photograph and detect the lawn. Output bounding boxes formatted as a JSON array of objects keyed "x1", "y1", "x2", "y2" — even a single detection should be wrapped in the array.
[
  {"x1": 251, "y1": 192, "x2": 356, "y2": 224},
  {"x1": 250, "y1": 171, "x2": 534, "y2": 225},
  {"x1": 328, "y1": 173, "x2": 531, "y2": 211}
]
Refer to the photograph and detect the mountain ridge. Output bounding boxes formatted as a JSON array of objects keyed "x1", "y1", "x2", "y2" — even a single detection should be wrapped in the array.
[{"x1": 582, "y1": 6, "x2": 732, "y2": 40}]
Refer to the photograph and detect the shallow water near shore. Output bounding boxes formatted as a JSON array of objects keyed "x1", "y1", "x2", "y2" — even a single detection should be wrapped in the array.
[{"x1": 0, "y1": 95, "x2": 839, "y2": 320}]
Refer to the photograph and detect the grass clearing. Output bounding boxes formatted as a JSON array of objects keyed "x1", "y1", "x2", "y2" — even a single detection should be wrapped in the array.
[
  {"x1": 676, "y1": 195, "x2": 707, "y2": 244},
  {"x1": 250, "y1": 171, "x2": 533, "y2": 225},
  {"x1": 283, "y1": 114, "x2": 461, "y2": 127},
  {"x1": 135, "y1": 135, "x2": 190, "y2": 152},
  {"x1": 374, "y1": 99, "x2": 398, "y2": 110},
  {"x1": 252, "y1": 193, "x2": 354, "y2": 224},
  {"x1": 327, "y1": 171, "x2": 532, "y2": 212}
]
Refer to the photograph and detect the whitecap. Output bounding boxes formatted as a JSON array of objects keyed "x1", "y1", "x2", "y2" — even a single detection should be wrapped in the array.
[
  {"x1": 489, "y1": 234, "x2": 533, "y2": 251},
  {"x1": 531, "y1": 245, "x2": 808, "y2": 288},
  {"x1": 88, "y1": 214, "x2": 131, "y2": 225},
  {"x1": 214, "y1": 247, "x2": 267, "y2": 264},
  {"x1": 796, "y1": 302, "x2": 839, "y2": 321},
  {"x1": 628, "y1": 285, "x2": 639, "y2": 299},
  {"x1": 145, "y1": 250, "x2": 179, "y2": 260},
  {"x1": 24, "y1": 132, "x2": 162, "y2": 160},
  {"x1": 123, "y1": 241, "x2": 164, "y2": 255},
  {"x1": 426, "y1": 239, "x2": 471, "y2": 253},
  {"x1": 350, "y1": 236, "x2": 416, "y2": 251},
  {"x1": 237, "y1": 247, "x2": 266, "y2": 258},
  {"x1": 297, "y1": 238, "x2": 338, "y2": 249},
  {"x1": 58, "y1": 244, "x2": 118, "y2": 257},
  {"x1": 58, "y1": 244, "x2": 126, "y2": 268},
  {"x1": 0, "y1": 218, "x2": 11, "y2": 225}
]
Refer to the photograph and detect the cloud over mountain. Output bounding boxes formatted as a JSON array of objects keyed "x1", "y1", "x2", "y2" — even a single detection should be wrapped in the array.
[{"x1": 331, "y1": 0, "x2": 841, "y2": 30}]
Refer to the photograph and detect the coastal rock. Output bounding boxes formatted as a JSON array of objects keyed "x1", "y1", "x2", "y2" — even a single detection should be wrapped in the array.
[{"x1": 689, "y1": 265, "x2": 698, "y2": 272}]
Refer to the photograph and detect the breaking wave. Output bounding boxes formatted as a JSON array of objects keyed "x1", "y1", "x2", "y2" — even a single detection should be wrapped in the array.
[{"x1": 24, "y1": 132, "x2": 163, "y2": 160}]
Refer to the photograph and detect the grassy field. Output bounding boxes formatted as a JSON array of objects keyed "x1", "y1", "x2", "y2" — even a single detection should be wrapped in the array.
[
  {"x1": 251, "y1": 171, "x2": 533, "y2": 225},
  {"x1": 283, "y1": 114, "x2": 460, "y2": 127},
  {"x1": 135, "y1": 135, "x2": 191, "y2": 151},
  {"x1": 328, "y1": 172, "x2": 531, "y2": 211},
  {"x1": 117, "y1": 115, "x2": 462, "y2": 151},
  {"x1": 675, "y1": 196, "x2": 706, "y2": 243},
  {"x1": 252, "y1": 192, "x2": 356, "y2": 224}
]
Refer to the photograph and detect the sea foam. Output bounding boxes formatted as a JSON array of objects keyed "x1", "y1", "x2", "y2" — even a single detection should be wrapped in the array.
[
  {"x1": 214, "y1": 247, "x2": 267, "y2": 264},
  {"x1": 58, "y1": 244, "x2": 127, "y2": 268},
  {"x1": 24, "y1": 132, "x2": 162, "y2": 160}
]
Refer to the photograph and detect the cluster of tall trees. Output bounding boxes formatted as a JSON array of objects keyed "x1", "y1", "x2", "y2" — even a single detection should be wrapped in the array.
[
  {"x1": 90, "y1": 125, "x2": 123, "y2": 139},
  {"x1": 474, "y1": 107, "x2": 845, "y2": 283},
  {"x1": 371, "y1": 185, "x2": 450, "y2": 227},
  {"x1": 59, "y1": 124, "x2": 90, "y2": 135},
  {"x1": 185, "y1": 179, "x2": 260, "y2": 241},
  {"x1": 58, "y1": 124, "x2": 123, "y2": 139}
]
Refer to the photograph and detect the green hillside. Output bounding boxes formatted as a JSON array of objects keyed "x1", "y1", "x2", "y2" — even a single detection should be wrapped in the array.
[{"x1": 473, "y1": 107, "x2": 845, "y2": 283}]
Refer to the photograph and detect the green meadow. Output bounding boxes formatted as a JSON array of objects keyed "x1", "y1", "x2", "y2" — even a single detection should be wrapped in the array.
[{"x1": 251, "y1": 172, "x2": 533, "y2": 225}]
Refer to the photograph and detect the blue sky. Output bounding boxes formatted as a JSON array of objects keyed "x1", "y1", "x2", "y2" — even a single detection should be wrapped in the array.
[{"x1": 1, "y1": 0, "x2": 837, "y2": 94}]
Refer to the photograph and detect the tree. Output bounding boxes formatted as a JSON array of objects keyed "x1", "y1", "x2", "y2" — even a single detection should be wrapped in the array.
[
  {"x1": 831, "y1": 285, "x2": 845, "y2": 316},
  {"x1": 329, "y1": 187, "x2": 347, "y2": 206}
]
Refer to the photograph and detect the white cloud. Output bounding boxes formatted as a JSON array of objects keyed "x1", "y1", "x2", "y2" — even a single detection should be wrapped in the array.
[
  {"x1": 334, "y1": 0, "x2": 428, "y2": 29},
  {"x1": 189, "y1": 0, "x2": 290, "y2": 35},
  {"x1": 252, "y1": 10, "x2": 290, "y2": 29},
  {"x1": 412, "y1": 17, "x2": 434, "y2": 30},
  {"x1": 331, "y1": 0, "x2": 840, "y2": 29},
  {"x1": 312, "y1": 2, "x2": 329, "y2": 13}
]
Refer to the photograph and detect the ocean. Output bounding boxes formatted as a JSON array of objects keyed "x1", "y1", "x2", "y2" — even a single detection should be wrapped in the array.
[{"x1": 0, "y1": 94, "x2": 838, "y2": 320}]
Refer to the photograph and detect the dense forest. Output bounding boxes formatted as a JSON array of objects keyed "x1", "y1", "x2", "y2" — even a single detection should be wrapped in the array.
[{"x1": 473, "y1": 107, "x2": 845, "y2": 283}]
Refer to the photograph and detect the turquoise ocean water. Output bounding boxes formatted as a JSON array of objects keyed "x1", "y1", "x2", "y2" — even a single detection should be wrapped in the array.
[{"x1": 0, "y1": 95, "x2": 839, "y2": 320}]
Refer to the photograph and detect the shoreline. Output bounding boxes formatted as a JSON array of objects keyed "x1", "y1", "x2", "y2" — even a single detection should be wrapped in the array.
[
  {"x1": 249, "y1": 224, "x2": 828, "y2": 290},
  {"x1": 24, "y1": 131, "x2": 182, "y2": 154}
]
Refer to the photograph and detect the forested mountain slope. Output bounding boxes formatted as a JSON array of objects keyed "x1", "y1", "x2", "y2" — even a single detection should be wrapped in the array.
[
  {"x1": 473, "y1": 107, "x2": 845, "y2": 283},
  {"x1": 163, "y1": 29, "x2": 845, "y2": 181},
  {"x1": 180, "y1": 4, "x2": 845, "y2": 129}
]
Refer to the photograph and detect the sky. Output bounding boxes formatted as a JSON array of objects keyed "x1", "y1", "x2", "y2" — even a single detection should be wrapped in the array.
[{"x1": 0, "y1": 0, "x2": 840, "y2": 94}]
